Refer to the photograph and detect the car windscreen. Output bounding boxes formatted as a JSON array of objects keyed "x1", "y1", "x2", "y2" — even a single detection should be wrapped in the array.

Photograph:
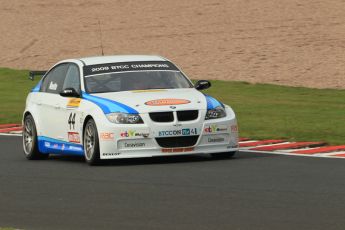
[{"x1": 83, "y1": 61, "x2": 193, "y2": 93}]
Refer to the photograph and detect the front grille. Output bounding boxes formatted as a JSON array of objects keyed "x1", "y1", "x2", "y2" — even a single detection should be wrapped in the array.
[
  {"x1": 155, "y1": 136, "x2": 199, "y2": 148},
  {"x1": 149, "y1": 112, "x2": 174, "y2": 122},
  {"x1": 177, "y1": 110, "x2": 198, "y2": 121}
]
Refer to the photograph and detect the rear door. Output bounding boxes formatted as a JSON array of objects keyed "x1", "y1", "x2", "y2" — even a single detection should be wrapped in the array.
[{"x1": 39, "y1": 63, "x2": 69, "y2": 140}]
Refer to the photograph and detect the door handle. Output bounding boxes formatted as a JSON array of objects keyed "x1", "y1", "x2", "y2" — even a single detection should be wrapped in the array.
[{"x1": 54, "y1": 104, "x2": 61, "y2": 109}]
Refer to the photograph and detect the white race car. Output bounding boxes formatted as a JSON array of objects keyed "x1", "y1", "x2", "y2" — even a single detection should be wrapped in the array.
[{"x1": 23, "y1": 55, "x2": 239, "y2": 165}]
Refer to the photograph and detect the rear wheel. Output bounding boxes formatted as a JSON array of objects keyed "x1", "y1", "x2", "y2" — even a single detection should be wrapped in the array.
[
  {"x1": 23, "y1": 114, "x2": 48, "y2": 160},
  {"x1": 211, "y1": 151, "x2": 236, "y2": 159},
  {"x1": 83, "y1": 119, "x2": 101, "y2": 165}
]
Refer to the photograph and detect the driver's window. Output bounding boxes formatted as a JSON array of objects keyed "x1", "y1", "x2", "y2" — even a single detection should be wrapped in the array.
[
  {"x1": 63, "y1": 64, "x2": 80, "y2": 93},
  {"x1": 40, "y1": 64, "x2": 69, "y2": 94}
]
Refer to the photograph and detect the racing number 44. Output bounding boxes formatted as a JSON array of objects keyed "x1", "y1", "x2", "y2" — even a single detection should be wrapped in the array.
[{"x1": 68, "y1": 113, "x2": 76, "y2": 130}]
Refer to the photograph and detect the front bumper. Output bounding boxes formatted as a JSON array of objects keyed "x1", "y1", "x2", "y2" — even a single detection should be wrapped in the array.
[{"x1": 97, "y1": 108, "x2": 239, "y2": 159}]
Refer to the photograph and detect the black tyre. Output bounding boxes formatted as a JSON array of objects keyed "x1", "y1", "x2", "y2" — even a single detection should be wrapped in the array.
[
  {"x1": 23, "y1": 114, "x2": 49, "y2": 160},
  {"x1": 211, "y1": 151, "x2": 236, "y2": 159},
  {"x1": 83, "y1": 118, "x2": 101, "y2": 165}
]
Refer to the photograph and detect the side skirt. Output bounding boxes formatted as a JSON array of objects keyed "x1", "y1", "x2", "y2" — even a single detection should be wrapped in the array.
[{"x1": 37, "y1": 136, "x2": 84, "y2": 156}]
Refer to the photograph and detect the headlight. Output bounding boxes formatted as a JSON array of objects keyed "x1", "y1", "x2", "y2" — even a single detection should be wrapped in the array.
[
  {"x1": 106, "y1": 113, "x2": 144, "y2": 124},
  {"x1": 205, "y1": 106, "x2": 226, "y2": 120}
]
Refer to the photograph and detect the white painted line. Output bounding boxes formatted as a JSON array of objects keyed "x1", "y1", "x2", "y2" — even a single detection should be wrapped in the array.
[
  {"x1": 281, "y1": 145, "x2": 337, "y2": 153},
  {"x1": 240, "y1": 149, "x2": 345, "y2": 159},
  {"x1": 0, "y1": 133, "x2": 22, "y2": 137},
  {"x1": 240, "y1": 142, "x2": 291, "y2": 150},
  {"x1": 246, "y1": 142, "x2": 292, "y2": 150},
  {"x1": 239, "y1": 140, "x2": 259, "y2": 144},
  {"x1": 314, "y1": 151, "x2": 345, "y2": 157}
]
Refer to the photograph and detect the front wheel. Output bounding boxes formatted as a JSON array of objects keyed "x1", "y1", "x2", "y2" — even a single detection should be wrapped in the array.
[
  {"x1": 23, "y1": 114, "x2": 48, "y2": 160},
  {"x1": 83, "y1": 119, "x2": 101, "y2": 165},
  {"x1": 211, "y1": 151, "x2": 236, "y2": 159}
]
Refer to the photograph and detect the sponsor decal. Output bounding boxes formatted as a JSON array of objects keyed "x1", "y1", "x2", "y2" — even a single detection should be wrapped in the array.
[
  {"x1": 68, "y1": 132, "x2": 80, "y2": 143},
  {"x1": 161, "y1": 147, "x2": 194, "y2": 153},
  {"x1": 49, "y1": 81, "x2": 58, "y2": 90},
  {"x1": 231, "y1": 125, "x2": 238, "y2": 132},
  {"x1": 120, "y1": 130, "x2": 149, "y2": 138},
  {"x1": 103, "y1": 152, "x2": 121, "y2": 156},
  {"x1": 100, "y1": 132, "x2": 114, "y2": 140},
  {"x1": 67, "y1": 98, "x2": 81, "y2": 108},
  {"x1": 38, "y1": 136, "x2": 84, "y2": 155},
  {"x1": 145, "y1": 99, "x2": 190, "y2": 106},
  {"x1": 208, "y1": 137, "x2": 225, "y2": 143},
  {"x1": 227, "y1": 144, "x2": 238, "y2": 149},
  {"x1": 158, "y1": 128, "x2": 197, "y2": 137},
  {"x1": 83, "y1": 61, "x2": 179, "y2": 76},
  {"x1": 124, "y1": 142, "x2": 146, "y2": 148},
  {"x1": 204, "y1": 125, "x2": 228, "y2": 133}
]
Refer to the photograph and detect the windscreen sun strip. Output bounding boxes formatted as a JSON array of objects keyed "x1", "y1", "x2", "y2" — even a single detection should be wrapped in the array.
[{"x1": 83, "y1": 61, "x2": 179, "y2": 76}]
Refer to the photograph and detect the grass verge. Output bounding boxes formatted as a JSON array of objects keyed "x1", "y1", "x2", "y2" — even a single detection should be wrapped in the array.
[
  {"x1": 204, "y1": 80, "x2": 345, "y2": 145},
  {"x1": 0, "y1": 68, "x2": 39, "y2": 123},
  {"x1": 0, "y1": 68, "x2": 344, "y2": 144}
]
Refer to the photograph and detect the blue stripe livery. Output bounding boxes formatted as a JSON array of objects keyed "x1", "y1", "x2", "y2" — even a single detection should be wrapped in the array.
[
  {"x1": 82, "y1": 92, "x2": 138, "y2": 114},
  {"x1": 38, "y1": 136, "x2": 84, "y2": 156},
  {"x1": 204, "y1": 94, "x2": 224, "y2": 110},
  {"x1": 31, "y1": 80, "x2": 42, "y2": 92}
]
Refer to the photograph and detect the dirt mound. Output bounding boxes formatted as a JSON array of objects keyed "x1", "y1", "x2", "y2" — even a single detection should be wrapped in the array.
[{"x1": 1, "y1": 0, "x2": 344, "y2": 88}]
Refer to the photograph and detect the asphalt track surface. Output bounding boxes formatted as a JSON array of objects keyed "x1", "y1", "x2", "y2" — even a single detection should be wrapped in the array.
[{"x1": 1, "y1": 136, "x2": 344, "y2": 230}]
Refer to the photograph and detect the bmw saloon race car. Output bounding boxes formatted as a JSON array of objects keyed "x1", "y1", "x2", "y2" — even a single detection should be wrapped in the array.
[{"x1": 23, "y1": 55, "x2": 239, "y2": 165}]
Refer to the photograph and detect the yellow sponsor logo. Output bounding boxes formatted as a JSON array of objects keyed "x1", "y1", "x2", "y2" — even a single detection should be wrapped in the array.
[
  {"x1": 67, "y1": 98, "x2": 81, "y2": 108},
  {"x1": 145, "y1": 99, "x2": 191, "y2": 106}
]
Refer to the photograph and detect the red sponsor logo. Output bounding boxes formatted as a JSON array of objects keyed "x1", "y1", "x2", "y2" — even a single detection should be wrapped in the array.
[
  {"x1": 120, "y1": 130, "x2": 135, "y2": 137},
  {"x1": 100, "y1": 132, "x2": 114, "y2": 140},
  {"x1": 120, "y1": 130, "x2": 149, "y2": 138},
  {"x1": 161, "y1": 147, "x2": 194, "y2": 153},
  {"x1": 204, "y1": 125, "x2": 228, "y2": 133},
  {"x1": 68, "y1": 132, "x2": 80, "y2": 143}
]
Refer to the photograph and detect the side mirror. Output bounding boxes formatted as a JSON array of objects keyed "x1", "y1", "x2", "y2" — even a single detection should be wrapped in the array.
[
  {"x1": 195, "y1": 80, "x2": 211, "y2": 90},
  {"x1": 60, "y1": 88, "x2": 80, "y2": 98}
]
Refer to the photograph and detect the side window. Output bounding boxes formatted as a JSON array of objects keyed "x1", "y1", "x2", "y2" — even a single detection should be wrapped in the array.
[
  {"x1": 40, "y1": 64, "x2": 69, "y2": 94},
  {"x1": 63, "y1": 64, "x2": 81, "y2": 93}
]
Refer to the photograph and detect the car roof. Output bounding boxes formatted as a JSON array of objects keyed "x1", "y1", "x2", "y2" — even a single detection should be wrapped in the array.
[{"x1": 77, "y1": 55, "x2": 167, "y2": 65}]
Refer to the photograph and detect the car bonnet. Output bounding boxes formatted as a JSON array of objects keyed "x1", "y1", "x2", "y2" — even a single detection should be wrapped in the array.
[{"x1": 82, "y1": 88, "x2": 222, "y2": 114}]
